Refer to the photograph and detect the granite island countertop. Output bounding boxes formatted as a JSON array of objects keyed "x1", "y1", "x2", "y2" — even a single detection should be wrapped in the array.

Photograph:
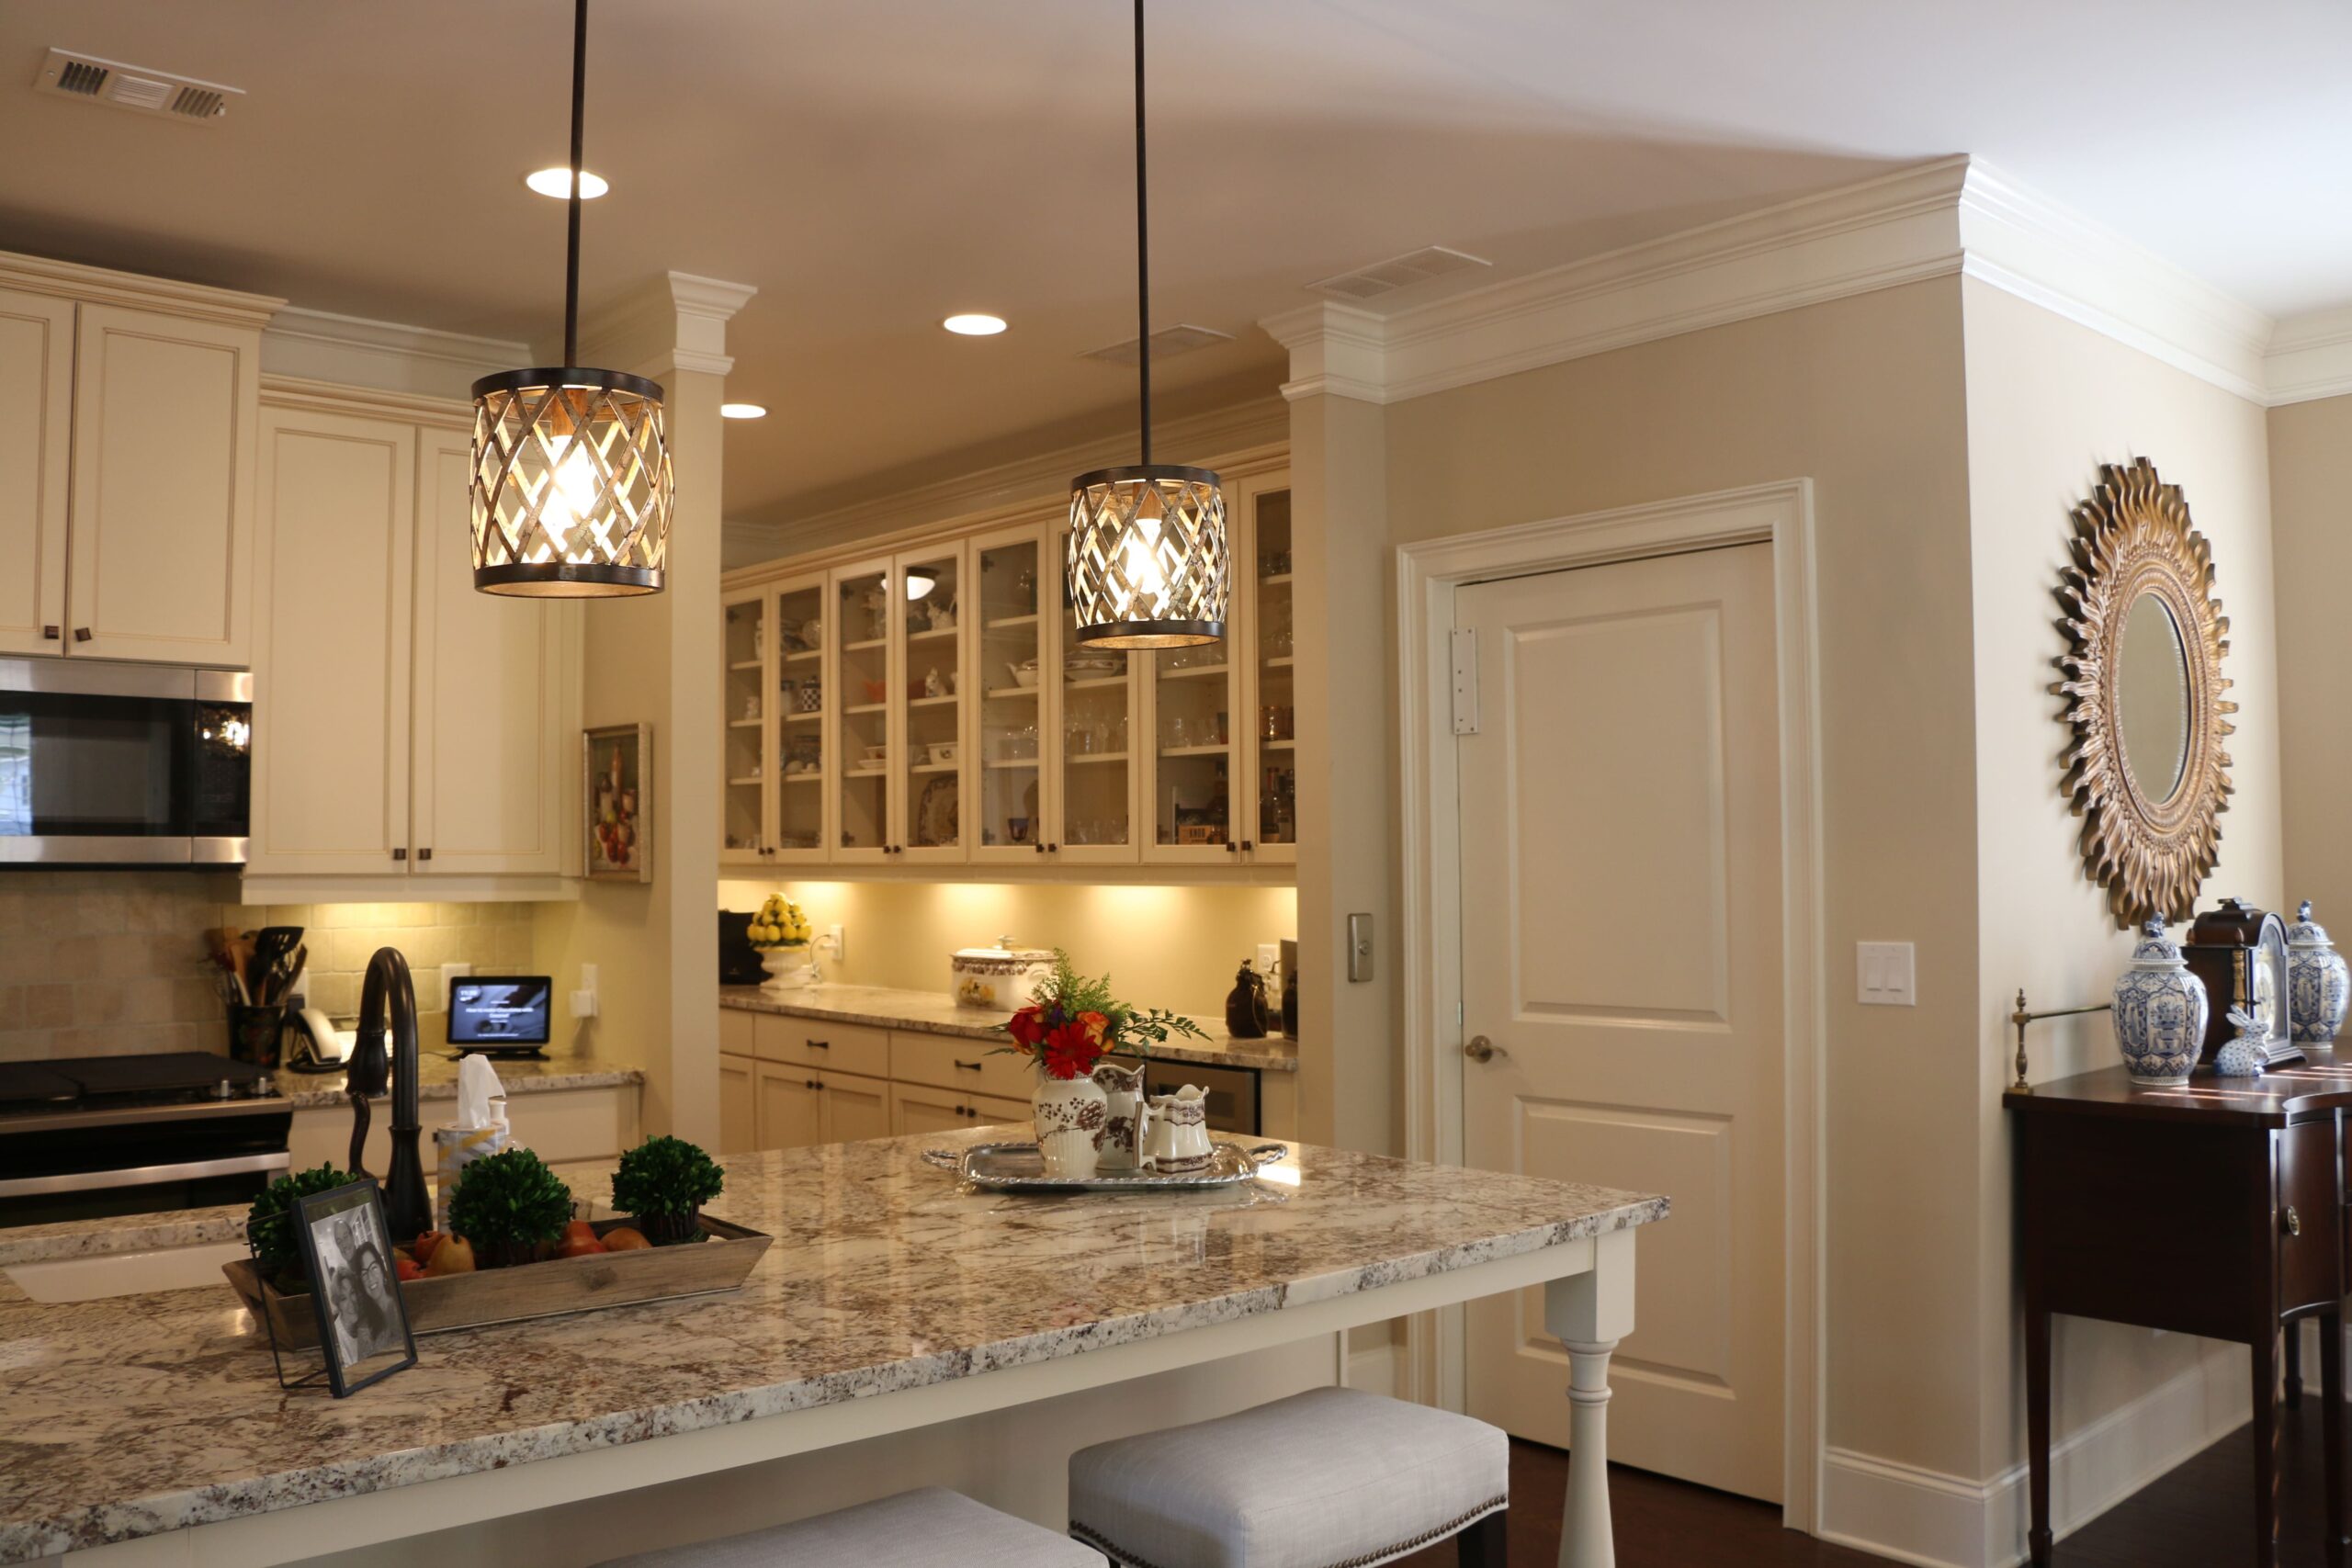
[
  {"x1": 0, "y1": 1131, "x2": 1662, "y2": 1562},
  {"x1": 720, "y1": 982, "x2": 1298, "y2": 1072}
]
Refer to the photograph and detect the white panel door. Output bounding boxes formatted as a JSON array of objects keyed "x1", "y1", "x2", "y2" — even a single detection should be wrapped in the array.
[
  {"x1": 0, "y1": 289, "x2": 74, "y2": 657},
  {"x1": 246, "y1": 407, "x2": 415, "y2": 876},
  {"x1": 411, "y1": 429, "x2": 566, "y2": 875},
  {"x1": 1458, "y1": 543, "x2": 1784, "y2": 1502},
  {"x1": 67, "y1": 304, "x2": 259, "y2": 665}
]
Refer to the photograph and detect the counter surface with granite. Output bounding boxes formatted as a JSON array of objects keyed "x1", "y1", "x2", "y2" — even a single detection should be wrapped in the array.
[
  {"x1": 0, "y1": 1130, "x2": 1661, "y2": 1564},
  {"x1": 274, "y1": 1052, "x2": 646, "y2": 1111},
  {"x1": 720, "y1": 982, "x2": 1298, "y2": 1072}
]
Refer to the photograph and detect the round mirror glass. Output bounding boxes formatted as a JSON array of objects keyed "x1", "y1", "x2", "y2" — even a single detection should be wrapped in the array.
[{"x1": 2116, "y1": 592, "x2": 2191, "y2": 805}]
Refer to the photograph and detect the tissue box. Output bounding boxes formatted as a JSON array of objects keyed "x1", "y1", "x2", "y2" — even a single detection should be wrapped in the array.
[{"x1": 433, "y1": 1122, "x2": 509, "y2": 1232}]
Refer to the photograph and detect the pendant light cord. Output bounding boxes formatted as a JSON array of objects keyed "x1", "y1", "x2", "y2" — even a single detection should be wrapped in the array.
[
  {"x1": 1134, "y1": 0, "x2": 1151, "y2": 466},
  {"x1": 563, "y1": 0, "x2": 589, "y2": 367}
]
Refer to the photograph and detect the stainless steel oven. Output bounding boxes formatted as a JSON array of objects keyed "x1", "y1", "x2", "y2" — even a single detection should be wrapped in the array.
[
  {"x1": 1144, "y1": 1059, "x2": 1261, "y2": 1136},
  {"x1": 0, "y1": 660, "x2": 251, "y2": 866}
]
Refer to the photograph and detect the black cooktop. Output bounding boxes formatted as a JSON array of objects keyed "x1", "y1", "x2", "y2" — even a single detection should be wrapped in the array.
[{"x1": 0, "y1": 1052, "x2": 278, "y2": 1112}]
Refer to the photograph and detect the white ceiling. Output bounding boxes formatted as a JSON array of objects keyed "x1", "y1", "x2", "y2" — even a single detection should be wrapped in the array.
[{"x1": 4, "y1": 2, "x2": 2347, "y2": 525}]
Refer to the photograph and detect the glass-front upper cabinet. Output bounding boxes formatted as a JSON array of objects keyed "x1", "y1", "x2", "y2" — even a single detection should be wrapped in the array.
[
  {"x1": 894, "y1": 542, "x2": 967, "y2": 863},
  {"x1": 770, "y1": 574, "x2": 828, "y2": 862},
  {"x1": 1054, "y1": 525, "x2": 1141, "y2": 864},
  {"x1": 972, "y1": 525, "x2": 1046, "y2": 864},
  {"x1": 830, "y1": 558, "x2": 893, "y2": 862},
  {"x1": 1143, "y1": 618, "x2": 1239, "y2": 868},
  {"x1": 721, "y1": 585, "x2": 772, "y2": 865},
  {"x1": 1241, "y1": 481, "x2": 1295, "y2": 864}
]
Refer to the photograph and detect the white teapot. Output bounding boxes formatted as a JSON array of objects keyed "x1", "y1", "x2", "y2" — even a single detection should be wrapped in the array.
[{"x1": 1139, "y1": 1084, "x2": 1214, "y2": 1175}]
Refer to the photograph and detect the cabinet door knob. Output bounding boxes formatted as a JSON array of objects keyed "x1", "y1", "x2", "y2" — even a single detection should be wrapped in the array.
[
  {"x1": 72, "y1": 627, "x2": 91, "y2": 643},
  {"x1": 2286, "y1": 1205, "x2": 2303, "y2": 1237},
  {"x1": 391, "y1": 847, "x2": 407, "y2": 862},
  {"x1": 1047, "y1": 843, "x2": 1059, "y2": 853},
  {"x1": 40, "y1": 626, "x2": 58, "y2": 641},
  {"x1": 1241, "y1": 840, "x2": 1254, "y2": 852},
  {"x1": 1035, "y1": 842, "x2": 1046, "y2": 854},
  {"x1": 417, "y1": 848, "x2": 432, "y2": 863},
  {"x1": 1225, "y1": 840, "x2": 1238, "y2": 853}
]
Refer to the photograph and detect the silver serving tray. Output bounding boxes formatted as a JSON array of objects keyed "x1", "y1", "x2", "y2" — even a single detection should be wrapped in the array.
[{"x1": 924, "y1": 1140, "x2": 1289, "y2": 1191}]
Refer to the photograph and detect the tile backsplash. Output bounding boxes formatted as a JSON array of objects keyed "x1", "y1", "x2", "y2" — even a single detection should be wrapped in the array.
[{"x1": 0, "y1": 873, "x2": 535, "y2": 1063}]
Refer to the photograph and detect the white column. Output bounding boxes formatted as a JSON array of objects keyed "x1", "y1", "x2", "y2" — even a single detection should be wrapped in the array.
[{"x1": 1545, "y1": 1227, "x2": 1636, "y2": 1568}]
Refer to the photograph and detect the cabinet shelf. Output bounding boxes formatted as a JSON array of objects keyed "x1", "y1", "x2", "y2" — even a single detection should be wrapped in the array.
[
  {"x1": 986, "y1": 759, "x2": 1041, "y2": 771},
  {"x1": 843, "y1": 637, "x2": 886, "y2": 652},
  {"x1": 909, "y1": 694, "x2": 959, "y2": 708},
  {"x1": 784, "y1": 709, "x2": 823, "y2": 724},
  {"x1": 844, "y1": 767, "x2": 886, "y2": 779},
  {"x1": 729, "y1": 775, "x2": 764, "y2": 787},
  {"x1": 1263, "y1": 655, "x2": 1295, "y2": 669},
  {"x1": 1065, "y1": 675, "x2": 1125, "y2": 692},
  {"x1": 729, "y1": 660, "x2": 763, "y2": 672},
  {"x1": 909, "y1": 625, "x2": 958, "y2": 643},
  {"x1": 910, "y1": 761, "x2": 960, "y2": 774},
  {"x1": 1159, "y1": 664, "x2": 1230, "y2": 681},
  {"x1": 1069, "y1": 751, "x2": 1131, "y2": 766},
  {"x1": 844, "y1": 702, "x2": 887, "y2": 716},
  {"x1": 1260, "y1": 572, "x2": 1294, "y2": 586},
  {"x1": 1261, "y1": 739, "x2": 1295, "y2": 751},
  {"x1": 783, "y1": 649, "x2": 820, "y2": 663},
  {"x1": 1159, "y1": 744, "x2": 1229, "y2": 758},
  {"x1": 783, "y1": 772, "x2": 821, "y2": 785},
  {"x1": 729, "y1": 716, "x2": 763, "y2": 729},
  {"x1": 985, "y1": 614, "x2": 1039, "y2": 629},
  {"x1": 984, "y1": 684, "x2": 1040, "y2": 699}
]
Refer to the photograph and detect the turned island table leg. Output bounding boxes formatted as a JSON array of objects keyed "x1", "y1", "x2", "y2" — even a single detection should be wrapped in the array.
[{"x1": 1546, "y1": 1227, "x2": 1636, "y2": 1568}]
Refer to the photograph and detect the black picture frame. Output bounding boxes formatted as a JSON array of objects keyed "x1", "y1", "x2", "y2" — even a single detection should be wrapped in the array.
[{"x1": 290, "y1": 1180, "x2": 417, "y2": 1397}]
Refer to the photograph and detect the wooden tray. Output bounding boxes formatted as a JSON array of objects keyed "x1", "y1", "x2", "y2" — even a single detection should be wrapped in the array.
[{"x1": 222, "y1": 1216, "x2": 772, "y2": 1348}]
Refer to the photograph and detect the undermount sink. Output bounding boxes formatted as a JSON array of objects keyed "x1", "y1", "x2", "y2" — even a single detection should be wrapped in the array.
[{"x1": 5, "y1": 1240, "x2": 247, "y2": 1303}]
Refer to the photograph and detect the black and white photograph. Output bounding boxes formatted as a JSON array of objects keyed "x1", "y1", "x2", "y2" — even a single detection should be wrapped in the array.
[{"x1": 292, "y1": 1181, "x2": 416, "y2": 1398}]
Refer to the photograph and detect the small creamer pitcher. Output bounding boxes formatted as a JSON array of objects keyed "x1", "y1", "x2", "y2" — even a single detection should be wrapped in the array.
[{"x1": 1091, "y1": 1063, "x2": 1149, "y2": 1172}]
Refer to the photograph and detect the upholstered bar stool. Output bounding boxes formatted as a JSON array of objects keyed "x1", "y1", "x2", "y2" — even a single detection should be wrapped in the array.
[
  {"x1": 592, "y1": 1486, "x2": 1107, "y2": 1568},
  {"x1": 1069, "y1": 1386, "x2": 1511, "y2": 1567}
]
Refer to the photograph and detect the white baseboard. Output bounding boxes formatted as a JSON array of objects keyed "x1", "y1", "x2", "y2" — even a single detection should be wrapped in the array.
[{"x1": 1818, "y1": 1347, "x2": 2248, "y2": 1568}]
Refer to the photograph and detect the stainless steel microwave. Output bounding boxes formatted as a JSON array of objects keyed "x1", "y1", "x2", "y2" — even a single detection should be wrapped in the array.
[{"x1": 0, "y1": 660, "x2": 252, "y2": 866}]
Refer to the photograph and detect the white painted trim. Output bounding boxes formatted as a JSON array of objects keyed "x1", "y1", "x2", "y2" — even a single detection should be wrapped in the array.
[
  {"x1": 731, "y1": 399, "x2": 1292, "y2": 562},
  {"x1": 1816, "y1": 1347, "x2": 2247, "y2": 1568},
  {"x1": 257, "y1": 373, "x2": 471, "y2": 430},
  {"x1": 260, "y1": 308, "x2": 529, "y2": 401},
  {"x1": 0, "y1": 246, "x2": 282, "y2": 328},
  {"x1": 1396, "y1": 479, "x2": 1826, "y2": 1534},
  {"x1": 2265, "y1": 303, "x2": 2352, "y2": 407},
  {"x1": 1260, "y1": 154, "x2": 2352, "y2": 412}
]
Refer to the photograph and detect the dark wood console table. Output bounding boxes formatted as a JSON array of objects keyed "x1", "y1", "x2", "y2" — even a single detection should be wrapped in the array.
[{"x1": 2007, "y1": 1064, "x2": 2352, "y2": 1567}]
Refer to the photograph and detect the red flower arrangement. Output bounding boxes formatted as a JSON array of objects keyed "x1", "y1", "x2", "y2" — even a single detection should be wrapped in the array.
[{"x1": 999, "y1": 951, "x2": 1206, "y2": 1079}]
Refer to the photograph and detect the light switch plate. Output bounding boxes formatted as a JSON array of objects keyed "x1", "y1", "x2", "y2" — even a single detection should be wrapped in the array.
[
  {"x1": 1857, "y1": 942, "x2": 1916, "y2": 1007},
  {"x1": 1347, "y1": 913, "x2": 1374, "y2": 983},
  {"x1": 1257, "y1": 942, "x2": 1280, "y2": 975}
]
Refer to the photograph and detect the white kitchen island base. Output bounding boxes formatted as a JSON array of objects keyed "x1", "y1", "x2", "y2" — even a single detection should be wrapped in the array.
[{"x1": 3, "y1": 1137, "x2": 1659, "y2": 1568}]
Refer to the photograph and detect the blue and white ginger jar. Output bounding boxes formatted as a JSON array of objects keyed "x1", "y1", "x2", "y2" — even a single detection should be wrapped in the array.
[
  {"x1": 2111, "y1": 919, "x2": 2209, "y2": 1086},
  {"x1": 2288, "y1": 900, "x2": 2351, "y2": 1047}
]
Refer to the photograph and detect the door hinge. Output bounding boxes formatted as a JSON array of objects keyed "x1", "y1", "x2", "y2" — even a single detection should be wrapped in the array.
[{"x1": 1449, "y1": 627, "x2": 1479, "y2": 735}]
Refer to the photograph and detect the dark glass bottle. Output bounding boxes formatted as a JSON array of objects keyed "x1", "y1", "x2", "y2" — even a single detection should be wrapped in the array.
[{"x1": 1226, "y1": 961, "x2": 1270, "y2": 1039}]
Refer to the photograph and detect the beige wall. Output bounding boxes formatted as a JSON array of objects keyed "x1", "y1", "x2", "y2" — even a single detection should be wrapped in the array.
[
  {"x1": 1960, "y1": 277, "x2": 2282, "y2": 1482},
  {"x1": 2270, "y1": 392, "x2": 2352, "y2": 925},
  {"x1": 1370, "y1": 277, "x2": 1985, "y2": 1474},
  {"x1": 715, "y1": 878, "x2": 1295, "y2": 1019}
]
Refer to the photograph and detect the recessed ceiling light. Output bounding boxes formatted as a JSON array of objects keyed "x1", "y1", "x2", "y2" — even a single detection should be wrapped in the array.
[
  {"x1": 525, "y1": 167, "x2": 609, "y2": 200},
  {"x1": 943, "y1": 313, "x2": 1008, "y2": 336},
  {"x1": 719, "y1": 402, "x2": 768, "y2": 420}
]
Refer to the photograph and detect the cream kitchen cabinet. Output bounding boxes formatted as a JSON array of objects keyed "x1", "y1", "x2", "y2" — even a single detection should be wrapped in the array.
[
  {"x1": 289, "y1": 1082, "x2": 639, "y2": 1177},
  {"x1": 751, "y1": 1061, "x2": 822, "y2": 1151},
  {"x1": 0, "y1": 256, "x2": 277, "y2": 666},
  {"x1": 245, "y1": 387, "x2": 577, "y2": 890},
  {"x1": 718, "y1": 1053, "x2": 756, "y2": 1155},
  {"x1": 716, "y1": 457, "x2": 1295, "y2": 876},
  {"x1": 741, "y1": 1056, "x2": 893, "y2": 1150},
  {"x1": 888, "y1": 1080, "x2": 1029, "y2": 1137}
]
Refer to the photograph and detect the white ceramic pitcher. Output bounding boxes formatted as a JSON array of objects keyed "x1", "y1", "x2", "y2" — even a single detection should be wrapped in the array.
[
  {"x1": 1091, "y1": 1063, "x2": 1149, "y2": 1172},
  {"x1": 1138, "y1": 1084, "x2": 1214, "y2": 1175}
]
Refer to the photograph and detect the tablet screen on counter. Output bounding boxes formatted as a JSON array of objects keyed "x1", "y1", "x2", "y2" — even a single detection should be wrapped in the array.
[{"x1": 447, "y1": 976, "x2": 552, "y2": 1047}]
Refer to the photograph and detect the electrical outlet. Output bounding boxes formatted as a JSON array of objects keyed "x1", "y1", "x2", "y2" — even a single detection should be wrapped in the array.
[
  {"x1": 1857, "y1": 942, "x2": 1916, "y2": 1007},
  {"x1": 570, "y1": 962, "x2": 600, "y2": 1020},
  {"x1": 438, "y1": 962, "x2": 472, "y2": 1011},
  {"x1": 1256, "y1": 942, "x2": 1279, "y2": 975},
  {"x1": 826, "y1": 923, "x2": 846, "y2": 963}
]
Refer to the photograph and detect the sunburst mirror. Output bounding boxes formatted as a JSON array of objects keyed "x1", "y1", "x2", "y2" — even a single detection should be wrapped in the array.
[{"x1": 2057, "y1": 457, "x2": 2235, "y2": 928}]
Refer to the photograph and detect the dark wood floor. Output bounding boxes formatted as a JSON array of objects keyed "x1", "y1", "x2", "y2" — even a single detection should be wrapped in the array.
[{"x1": 1397, "y1": 1400, "x2": 2344, "y2": 1567}]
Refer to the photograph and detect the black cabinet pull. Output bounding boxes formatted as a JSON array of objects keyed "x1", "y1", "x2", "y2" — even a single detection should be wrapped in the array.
[
  {"x1": 806, "y1": 1039, "x2": 829, "y2": 1050},
  {"x1": 391, "y1": 847, "x2": 407, "y2": 862},
  {"x1": 73, "y1": 627, "x2": 91, "y2": 643},
  {"x1": 953, "y1": 1059, "x2": 982, "y2": 1072},
  {"x1": 1240, "y1": 840, "x2": 1253, "y2": 852},
  {"x1": 40, "y1": 626, "x2": 58, "y2": 640},
  {"x1": 418, "y1": 847, "x2": 433, "y2": 862},
  {"x1": 1035, "y1": 842, "x2": 1046, "y2": 854}
]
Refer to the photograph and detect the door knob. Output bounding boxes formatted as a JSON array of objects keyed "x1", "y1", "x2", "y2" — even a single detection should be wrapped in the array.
[
  {"x1": 2286, "y1": 1205, "x2": 2303, "y2": 1237},
  {"x1": 1464, "y1": 1035, "x2": 1502, "y2": 1065}
]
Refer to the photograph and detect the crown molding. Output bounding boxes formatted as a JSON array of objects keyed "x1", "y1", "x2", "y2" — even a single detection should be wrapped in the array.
[
  {"x1": 0, "y1": 247, "x2": 282, "y2": 329},
  {"x1": 729, "y1": 396, "x2": 1291, "y2": 570},
  {"x1": 258, "y1": 373, "x2": 472, "y2": 430},
  {"x1": 1258, "y1": 155, "x2": 2352, "y2": 411},
  {"x1": 581, "y1": 270, "x2": 757, "y2": 383},
  {"x1": 261, "y1": 307, "x2": 528, "y2": 401},
  {"x1": 2264, "y1": 304, "x2": 2352, "y2": 407}
]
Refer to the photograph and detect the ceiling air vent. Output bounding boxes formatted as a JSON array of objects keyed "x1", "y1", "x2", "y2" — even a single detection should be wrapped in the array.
[
  {"x1": 1307, "y1": 245, "x2": 1491, "y2": 302},
  {"x1": 1083, "y1": 323, "x2": 1236, "y2": 368},
  {"x1": 32, "y1": 49, "x2": 243, "y2": 124}
]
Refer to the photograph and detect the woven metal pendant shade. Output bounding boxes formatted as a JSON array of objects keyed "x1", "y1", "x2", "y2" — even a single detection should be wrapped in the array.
[
  {"x1": 1067, "y1": 463, "x2": 1228, "y2": 648},
  {"x1": 469, "y1": 367, "x2": 672, "y2": 597}
]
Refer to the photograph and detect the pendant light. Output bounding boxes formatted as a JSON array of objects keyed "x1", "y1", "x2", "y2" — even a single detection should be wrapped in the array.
[
  {"x1": 1065, "y1": 0, "x2": 1229, "y2": 649},
  {"x1": 469, "y1": 0, "x2": 673, "y2": 597}
]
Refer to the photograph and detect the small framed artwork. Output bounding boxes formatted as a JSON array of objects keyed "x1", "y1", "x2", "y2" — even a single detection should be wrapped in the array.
[
  {"x1": 290, "y1": 1180, "x2": 417, "y2": 1397},
  {"x1": 583, "y1": 722, "x2": 653, "y2": 882}
]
